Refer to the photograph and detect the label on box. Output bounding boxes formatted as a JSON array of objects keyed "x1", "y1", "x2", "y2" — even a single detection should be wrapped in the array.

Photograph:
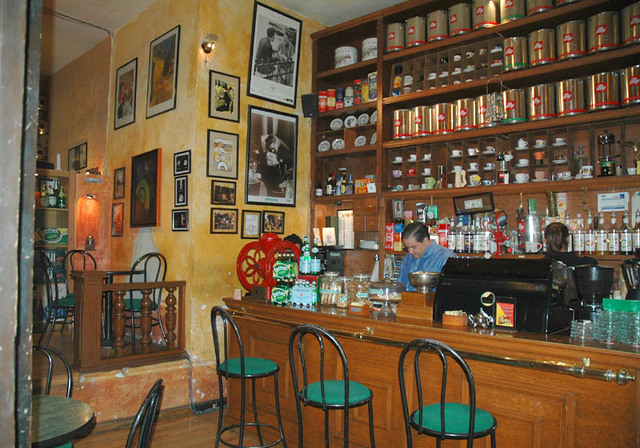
[{"x1": 385, "y1": 223, "x2": 394, "y2": 250}]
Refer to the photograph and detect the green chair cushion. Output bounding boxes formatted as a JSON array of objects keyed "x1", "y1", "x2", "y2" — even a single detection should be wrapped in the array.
[
  {"x1": 220, "y1": 357, "x2": 278, "y2": 376},
  {"x1": 412, "y1": 403, "x2": 495, "y2": 436},
  {"x1": 55, "y1": 443, "x2": 73, "y2": 448},
  {"x1": 305, "y1": 380, "x2": 371, "y2": 405},
  {"x1": 57, "y1": 293, "x2": 75, "y2": 307},
  {"x1": 124, "y1": 298, "x2": 158, "y2": 311}
]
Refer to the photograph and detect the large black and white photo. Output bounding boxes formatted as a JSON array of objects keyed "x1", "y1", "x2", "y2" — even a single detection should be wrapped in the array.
[
  {"x1": 247, "y1": 2, "x2": 301, "y2": 107},
  {"x1": 245, "y1": 106, "x2": 297, "y2": 207}
]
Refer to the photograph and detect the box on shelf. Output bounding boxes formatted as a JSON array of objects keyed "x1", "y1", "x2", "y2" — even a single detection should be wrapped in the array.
[{"x1": 35, "y1": 227, "x2": 68, "y2": 245}]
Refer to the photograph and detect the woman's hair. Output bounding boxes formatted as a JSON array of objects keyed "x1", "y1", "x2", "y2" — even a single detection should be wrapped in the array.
[
  {"x1": 544, "y1": 222, "x2": 569, "y2": 252},
  {"x1": 402, "y1": 222, "x2": 430, "y2": 242}
]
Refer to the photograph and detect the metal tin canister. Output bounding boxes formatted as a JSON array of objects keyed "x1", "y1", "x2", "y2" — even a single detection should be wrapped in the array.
[
  {"x1": 587, "y1": 72, "x2": 620, "y2": 110},
  {"x1": 529, "y1": 29, "x2": 556, "y2": 65},
  {"x1": 502, "y1": 89, "x2": 527, "y2": 124},
  {"x1": 334, "y1": 46, "x2": 358, "y2": 68},
  {"x1": 527, "y1": 0, "x2": 553, "y2": 15},
  {"x1": 621, "y1": 65, "x2": 640, "y2": 106},
  {"x1": 411, "y1": 106, "x2": 431, "y2": 137},
  {"x1": 588, "y1": 11, "x2": 620, "y2": 53},
  {"x1": 392, "y1": 109, "x2": 412, "y2": 139},
  {"x1": 406, "y1": 16, "x2": 427, "y2": 47},
  {"x1": 622, "y1": 2, "x2": 640, "y2": 46},
  {"x1": 556, "y1": 78, "x2": 587, "y2": 116},
  {"x1": 362, "y1": 37, "x2": 378, "y2": 61},
  {"x1": 454, "y1": 98, "x2": 477, "y2": 131},
  {"x1": 556, "y1": 0, "x2": 580, "y2": 5},
  {"x1": 476, "y1": 94, "x2": 498, "y2": 127},
  {"x1": 318, "y1": 91, "x2": 328, "y2": 112},
  {"x1": 367, "y1": 71, "x2": 378, "y2": 101},
  {"x1": 386, "y1": 23, "x2": 406, "y2": 52},
  {"x1": 500, "y1": 0, "x2": 525, "y2": 23},
  {"x1": 557, "y1": 20, "x2": 587, "y2": 60},
  {"x1": 528, "y1": 84, "x2": 556, "y2": 120},
  {"x1": 449, "y1": 3, "x2": 472, "y2": 37},
  {"x1": 504, "y1": 36, "x2": 529, "y2": 70},
  {"x1": 427, "y1": 10, "x2": 448, "y2": 42},
  {"x1": 473, "y1": 0, "x2": 499, "y2": 29},
  {"x1": 433, "y1": 103, "x2": 454, "y2": 134}
]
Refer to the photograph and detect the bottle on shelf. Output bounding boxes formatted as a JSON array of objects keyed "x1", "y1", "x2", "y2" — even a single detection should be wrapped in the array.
[
  {"x1": 447, "y1": 216, "x2": 456, "y2": 250},
  {"x1": 516, "y1": 192, "x2": 526, "y2": 253},
  {"x1": 463, "y1": 217, "x2": 474, "y2": 254},
  {"x1": 39, "y1": 183, "x2": 47, "y2": 207},
  {"x1": 325, "y1": 175, "x2": 333, "y2": 196},
  {"x1": 473, "y1": 216, "x2": 483, "y2": 254},
  {"x1": 455, "y1": 215, "x2": 465, "y2": 253},
  {"x1": 299, "y1": 236, "x2": 311, "y2": 275},
  {"x1": 345, "y1": 174, "x2": 354, "y2": 195},
  {"x1": 310, "y1": 238, "x2": 322, "y2": 275},
  {"x1": 608, "y1": 213, "x2": 619, "y2": 255},
  {"x1": 620, "y1": 212, "x2": 633, "y2": 256},
  {"x1": 585, "y1": 211, "x2": 596, "y2": 255},
  {"x1": 565, "y1": 212, "x2": 572, "y2": 252},
  {"x1": 315, "y1": 181, "x2": 323, "y2": 197},
  {"x1": 573, "y1": 213, "x2": 585, "y2": 255},
  {"x1": 596, "y1": 212, "x2": 608, "y2": 256},
  {"x1": 633, "y1": 210, "x2": 640, "y2": 251},
  {"x1": 57, "y1": 186, "x2": 66, "y2": 209}
]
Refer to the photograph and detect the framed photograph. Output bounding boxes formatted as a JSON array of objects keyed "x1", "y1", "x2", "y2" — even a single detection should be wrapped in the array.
[
  {"x1": 453, "y1": 192, "x2": 495, "y2": 215},
  {"x1": 209, "y1": 70, "x2": 240, "y2": 122},
  {"x1": 174, "y1": 150, "x2": 191, "y2": 175},
  {"x1": 68, "y1": 142, "x2": 87, "y2": 171},
  {"x1": 245, "y1": 106, "x2": 297, "y2": 207},
  {"x1": 211, "y1": 180, "x2": 236, "y2": 205},
  {"x1": 130, "y1": 148, "x2": 161, "y2": 227},
  {"x1": 172, "y1": 209, "x2": 189, "y2": 231},
  {"x1": 241, "y1": 210, "x2": 261, "y2": 239},
  {"x1": 114, "y1": 58, "x2": 137, "y2": 129},
  {"x1": 210, "y1": 208, "x2": 238, "y2": 234},
  {"x1": 262, "y1": 210, "x2": 285, "y2": 234},
  {"x1": 247, "y1": 2, "x2": 302, "y2": 108},
  {"x1": 174, "y1": 175, "x2": 188, "y2": 207},
  {"x1": 113, "y1": 167, "x2": 126, "y2": 199},
  {"x1": 146, "y1": 25, "x2": 180, "y2": 119},
  {"x1": 111, "y1": 203, "x2": 124, "y2": 237},
  {"x1": 207, "y1": 130, "x2": 238, "y2": 179}
]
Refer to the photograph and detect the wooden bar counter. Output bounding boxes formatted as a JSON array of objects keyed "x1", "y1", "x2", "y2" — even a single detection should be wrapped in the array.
[{"x1": 223, "y1": 298, "x2": 640, "y2": 448}]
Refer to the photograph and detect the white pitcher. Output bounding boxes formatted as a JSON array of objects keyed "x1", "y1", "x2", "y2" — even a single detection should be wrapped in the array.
[{"x1": 454, "y1": 169, "x2": 467, "y2": 188}]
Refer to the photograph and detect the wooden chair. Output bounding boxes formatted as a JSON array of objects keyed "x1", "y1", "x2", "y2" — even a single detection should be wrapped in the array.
[
  {"x1": 289, "y1": 323, "x2": 375, "y2": 448},
  {"x1": 125, "y1": 378, "x2": 163, "y2": 448},
  {"x1": 398, "y1": 339, "x2": 497, "y2": 448},
  {"x1": 33, "y1": 345, "x2": 72, "y2": 397}
]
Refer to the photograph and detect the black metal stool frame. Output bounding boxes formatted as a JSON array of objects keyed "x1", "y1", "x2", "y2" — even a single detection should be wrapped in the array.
[
  {"x1": 288, "y1": 323, "x2": 375, "y2": 448},
  {"x1": 211, "y1": 306, "x2": 287, "y2": 448}
]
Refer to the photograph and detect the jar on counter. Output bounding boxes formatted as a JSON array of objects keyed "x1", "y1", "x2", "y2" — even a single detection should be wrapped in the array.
[
  {"x1": 319, "y1": 271, "x2": 340, "y2": 306},
  {"x1": 336, "y1": 276, "x2": 351, "y2": 308},
  {"x1": 368, "y1": 280, "x2": 405, "y2": 318},
  {"x1": 348, "y1": 274, "x2": 371, "y2": 305}
]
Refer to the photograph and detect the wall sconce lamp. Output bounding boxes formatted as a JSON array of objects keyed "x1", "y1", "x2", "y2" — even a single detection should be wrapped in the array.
[
  {"x1": 77, "y1": 194, "x2": 100, "y2": 251},
  {"x1": 201, "y1": 38, "x2": 216, "y2": 54}
]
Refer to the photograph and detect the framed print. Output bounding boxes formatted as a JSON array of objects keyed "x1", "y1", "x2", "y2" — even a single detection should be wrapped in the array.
[
  {"x1": 207, "y1": 130, "x2": 238, "y2": 179},
  {"x1": 241, "y1": 210, "x2": 261, "y2": 239},
  {"x1": 172, "y1": 209, "x2": 189, "y2": 231},
  {"x1": 453, "y1": 192, "x2": 495, "y2": 215},
  {"x1": 174, "y1": 175, "x2": 188, "y2": 207},
  {"x1": 210, "y1": 208, "x2": 238, "y2": 234},
  {"x1": 211, "y1": 180, "x2": 236, "y2": 205},
  {"x1": 174, "y1": 150, "x2": 191, "y2": 175},
  {"x1": 68, "y1": 142, "x2": 87, "y2": 171},
  {"x1": 247, "y1": 2, "x2": 302, "y2": 107},
  {"x1": 245, "y1": 106, "x2": 297, "y2": 207},
  {"x1": 146, "y1": 25, "x2": 180, "y2": 118},
  {"x1": 209, "y1": 70, "x2": 240, "y2": 122},
  {"x1": 111, "y1": 203, "x2": 124, "y2": 237},
  {"x1": 114, "y1": 58, "x2": 137, "y2": 129},
  {"x1": 130, "y1": 148, "x2": 161, "y2": 227},
  {"x1": 113, "y1": 167, "x2": 126, "y2": 199},
  {"x1": 262, "y1": 210, "x2": 284, "y2": 234}
]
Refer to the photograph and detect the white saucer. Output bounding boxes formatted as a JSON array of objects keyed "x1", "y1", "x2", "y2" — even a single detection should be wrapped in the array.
[
  {"x1": 531, "y1": 178, "x2": 548, "y2": 182},
  {"x1": 354, "y1": 135, "x2": 367, "y2": 147},
  {"x1": 482, "y1": 150, "x2": 496, "y2": 155},
  {"x1": 331, "y1": 138, "x2": 345, "y2": 150},
  {"x1": 317, "y1": 140, "x2": 331, "y2": 152},
  {"x1": 551, "y1": 159, "x2": 568, "y2": 164},
  {"x1": 330, "y1": 118, "x2": 343, "y2": 130},
  {"x1": 514, "y1": 146, "x2": 529, "y2": 151},
  {"x1": 450, "y1": 154, "x2": 462, "y2": 158},
  {"x1": 514, "y1": 164, "x2": 530, "y2": 168},
  {"x1": 467, "y1": 168, "x2": 478, "y2": 172},
  {"x1": 552, "y1": 141, "x2": 567, "y2": 146},
  {"x1": 370, "y1": 111, "x2": 377, "y2": 124},
  {"x1": 393, "y1": 160, "x2": 403, "y2": 164},
  {"x1": 357, "y1": 113, "x2": 369, "y2": 126},
  {"x1": 422, "y1": 156, "x2": 431, "y2": 161},
  {"x1": 483, "y1": 167, "x2": 495, "y2": 171},
  {"x1": 559, "y1": 176, "x2": 573, "y2": 180},
  {"x1": 533, "y1": 144, "x2": 547, "y2": 149},
  {"x1": 514, "y1": 180, "x2": 529, "y2": 184},
  {"x1": 582, "y1": 175, "x2": 593, "y2": 179},
  {"x1": 370, "y1": 133, "x2": 377, "y2": 145},
  {"x1": 344, "y1": 115, "x2": 357, "y2": 128}
]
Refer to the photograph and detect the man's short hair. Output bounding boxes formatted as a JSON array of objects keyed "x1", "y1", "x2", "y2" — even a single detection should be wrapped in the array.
[
  {"x1": 544, "y1": 222, "x2": 568, "y2": 252},
  {"x1": 402, "y1": 222, "x2": 430, "y2": 242}
]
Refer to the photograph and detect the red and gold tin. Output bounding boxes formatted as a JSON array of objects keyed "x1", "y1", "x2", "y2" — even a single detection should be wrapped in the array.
[
  {"x1": 502, "y1": 89, "x2": 527, "y2": 124},
  {"x1": 556, "y1": 78, "x2": 587, "y2": 116},
  {"x1": 386, "y1": 23, "x2": 406, "y2": 52},
  {"x1": 528, "y1": 84, "x2": 556, "y2": 120},
  {"x1": 526, "y1": 0, "x2": 553, "y2": 15},
  {"x1": 504, "y1": 36, "x2": 528, "y2": 71},
  {"x1": 433, "y1": 103, "x2": 454, "y2": 134},
  {"x1": 621, "y1": 65, "x2": 640, "y2": 106},
  {"x1": 587, "y1": 72, "x2": 620, "y2": 111},
  {"x1": 588, "y1": 11, "x2": 620, "y2": 53},
  {"x1": 454, "y1": 98, "x2": 477, "y2": 131},
  {"x1": 406, "y1": 16, "x2": 427, "y2": 47},
  {"x1": 411, "y1": 106, "x2": 432, "y2": 137},
  {"x1": 557, "y1": 20, "x2": 587, "y2": 60},
  {"x1": 392, "y1": 109, "x2": 412, "y2": 139},
  {"x1": 473, "y1": 0, "x2": 499, "y2": 29},
  {"x1": 427, "y1": 10, "x2": 448, "y2": 42},
  {"x1": 622, "y1": 2, "x2": 640, "y2": 46},
  {"x1": 529, "y1": 29, "x2": 556, "y2": 65},
  {"x1": 500, "y1": 0, "x2": 525, "y2": 24},
  {"x1": 449, "y1": 3, "x2": 472, "y2": 37},
  {"x1": 318, "y1": 91, "x2": 328, "y2": 112}
]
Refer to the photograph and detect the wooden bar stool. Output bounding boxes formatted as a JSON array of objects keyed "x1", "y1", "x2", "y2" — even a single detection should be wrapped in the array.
[
  {"x1": 398, "y1": 338, "x2": 497, "y2": 448},
  {"x1": 288, "y1": 323, "x2": 375, "y2": 448},
  {"x1": 210, "y1": 306, "x2": 287, "y2": 448}
]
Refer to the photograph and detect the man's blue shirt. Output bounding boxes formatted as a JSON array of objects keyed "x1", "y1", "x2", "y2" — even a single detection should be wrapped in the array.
[{"x1": 398, "y1": 242, "x2": 455, "y2": 291}]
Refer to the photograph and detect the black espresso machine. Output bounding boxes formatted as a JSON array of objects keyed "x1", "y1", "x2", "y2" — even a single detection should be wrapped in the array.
[{"x1": 433, "y1": 258, "x2": 573, "y2": 334}]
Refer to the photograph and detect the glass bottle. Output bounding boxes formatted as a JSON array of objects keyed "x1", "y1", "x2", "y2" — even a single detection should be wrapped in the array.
[
  {"x1": 620, "y1": 212, "x2": 633, "y2": 255},
  {"x1": 455, "y1": 215, "x2": 465, "y2": 253},
  {"x1": 632, "y1": 210, "x2": 640, "y2": 251},
  {"x1": 447, "y1": 216, "x2": 456, "y2": 250},
  {"x1": 39, "y1": 183, "x2": 48, "y2": 207},
  {"x1": 596, "y1": 212, "x2": 608, "y2": 255},
  {"x1": 464, "y1": 217, "x2": 474, "y2": 253},
  {"x1": 608, "y1": 213, "x2": 619, "y2": 255},
  {"x1": 315, "y1": 181, "x2": 323, "y2": 197},
  {"x1": 585, "y1": 211, "x2": 596, "y2": 255},
  {"x1": 473, "y1": 216, "x2": 483, "y2": 253},
  {"x1": 573, "y1": 213, "x2": 585, "y2": 255},
  {"x1": 325, "y1": 176, "x2": 333, "y2": 196},
  {"x1": 516, "y1": 192, "x2": 526, "y2": 252},
  {"x1": 310, "y1": 238, "x2": 321, "y2": 274},
  {"x1": 57, "y1": 186, "x2": 67, "y2": 209},
  {"x1": 299, "y1": 236, "x2": 311, "y2": 275},
  {"x1": 345, "y1": 174, "x2": 354, "y2": 195}
]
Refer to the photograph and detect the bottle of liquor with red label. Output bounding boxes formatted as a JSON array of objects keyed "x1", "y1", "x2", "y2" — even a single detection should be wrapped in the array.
[{"x1": 516, "y1": 192, "x2": 526, "y2": 252}]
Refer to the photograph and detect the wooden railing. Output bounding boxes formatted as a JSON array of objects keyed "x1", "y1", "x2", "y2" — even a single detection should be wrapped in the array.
[{"x1": 72, "y1": 270, "x2": 186, "y2": 371}]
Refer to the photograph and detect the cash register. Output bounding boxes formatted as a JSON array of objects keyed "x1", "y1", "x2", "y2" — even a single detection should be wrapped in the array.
[{"x1": 433, "y1": 258, "x2": 573, "y2": 334}]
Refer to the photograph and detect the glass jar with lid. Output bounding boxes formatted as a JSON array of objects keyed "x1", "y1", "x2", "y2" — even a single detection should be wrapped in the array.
[
  {"x1": 368, "y1": 280, "x2": 405, "y2": 318},
  {"x1": 318, "y1": 271, "x2": 340, "y2": 306},
  {"x1": 335, "y1": 276, "x2": 351, "y2": 308},
  {"x1": 348, "y1": 274, "x2": 371, "y2": 305}
]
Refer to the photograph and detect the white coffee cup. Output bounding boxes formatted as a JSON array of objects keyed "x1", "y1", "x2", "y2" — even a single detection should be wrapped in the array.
[
  {"x1": 525, "y1": 241, "x2": 543, "y2": 253},
  {"x1": 423, "y1": 168, "x2": 432, "y2": 176},
  {"x1": 394, "y1": 156, "x2": 402, "y2": 163},
  {"x1": 559, "y1": 171, "x2": 571, "y2": 180},
  {"x1": 518, "y1": 159, "x2": 529, "y2": 166},
  {"x1": 469, "y1": 162, "x2": 479, "y2": 170},
  {"x1": 517, "y1": 138, "x2": 528, "y2": 148},
  {"x1": 555, "y1": 137, "x2": 566, "y2": 145},
  {"x1": 467, "y1": 147, "x2": 479, "y2": 156},
  {"x1": 452, "y1": 149, "x2": 463, "y2": 157},
  {"x1": 581, "y1": 165, "x2": 593, "y2": 177},
  {"x1": 515, "y1": 173, "x2": 529, "y2": 183},
  {"x1": 535, "y1": 170, "x2": 545, "y2": 181},
  {"x1": 535, "y1": 139, "x2": 547, "y2": 147},
  {"x1": 408, "y1": 154, "x2": 417, "y2": 161},
  {"x1": 423, "y1": 153, "x2": 432, "y2": 161},
  {"x1": 453, "y1": 165, "x2": 463, "y2": 172},
  {"x1": 485, "y1": 162, "x2": 495, "y2": 169},
  {"x1": 485, "y1": 146, "x2": 495, "y2": 153}
]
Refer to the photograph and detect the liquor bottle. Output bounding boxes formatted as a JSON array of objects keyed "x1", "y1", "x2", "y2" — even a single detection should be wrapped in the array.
[
  {"x1": 455, "y1": 215, "x2": 465, "y2": 253},
  {"x1": 339, "y1": 168, "x2": 347, "y2": 195},
  {"x1": 57, "y1": 186, "x2": 67, "y2": 209},
  {"x1": 585, "y1": 211, "x2": 596, "y2": 255},
  {"x1": 620, "y1": 212, "x2": 633, "y2": 255},
  {"x1": 345, "y1": 174, "x2": 354, "y2": 195},
  {"x1": 39, "y1": 183, "x2": 47, "y2": 207},
  {"x1": 447, "y1": 216, "x2": 456, "y2": 250},
  {"x1": 632, "y1": 210, "x2": 640, "y2": 251},
  {"x1": 473, "y1": 216, "x2": 483, "y2": 253},
  {"x1": 310, "y1": 238, "x2": 321, "y2": 274},
  {"x1": 497, "y1": 153, "x2": 509, "y2": 184},
  {"x1": 573, "y1": 213, "x2": 585, "y2": 255},
  {"x1": 299, "y1": 236, "x2": 311, "y2": 275},
  {"x1": 516, "y1": 193, "x2": 526, "y2": 252},
  {"x1": 596, "y1": 212, "x2": 608, "y2": 255},
  {"x1": 463, "y1": 217, "x2": 474, "y2": 253},
  {"x1": 608, "y1": 213, "x2": 619, "y2": 255},
  {"x1": 565, "y1": 212, "x2": 573, "y2": 252},
  {"x1": 334, "y1": 172, "x2": 342, "y2": 196},
  {"x1": 47, "y1": 183, "x2": 58, "y2": 208},
  {"x1": 325, "y1": 176, "x2": 333, "y2": 196},
  {"x1": 315, "y1": 181, "x2": 323, "y2": 197}
]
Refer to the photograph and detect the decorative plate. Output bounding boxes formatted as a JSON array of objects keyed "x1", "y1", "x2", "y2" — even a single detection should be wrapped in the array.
[
  {"x1": 344, "y1": 115, "x2": 358, "y2": 128},
  {"x1": 370, "y1": 133, "x2": 377, "y2": 145},
  {"x1": 317, "y1": 140, "x2": 331, "y2": 152},
  {"x1": 331, "y1": 138, "x2": 345, "y2": 150},
  {"x1": 354, "y1": 135, "x2": 368, "y2": 147},
  {"x1": 357, "y1": 113, "x2": 369, "y2": 126},
  {"x1": 329, "y1": 118, "x2": 343, "y2": 130},
  {"x1": 370, "y1": 111, "x2": 377, "y2": 124}
]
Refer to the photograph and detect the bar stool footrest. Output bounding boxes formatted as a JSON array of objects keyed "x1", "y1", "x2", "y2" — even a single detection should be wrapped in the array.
[{"x1": 219, "y1": 422, "x2": 284, "y2": 448}]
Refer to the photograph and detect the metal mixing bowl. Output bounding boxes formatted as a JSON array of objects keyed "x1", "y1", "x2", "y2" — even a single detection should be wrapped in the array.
[{"x1": 408, "y1": 271, "x2": 440, "y2": 293}]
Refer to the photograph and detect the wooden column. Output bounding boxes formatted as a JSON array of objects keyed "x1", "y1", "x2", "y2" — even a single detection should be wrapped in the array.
[
  {"x1": 112, "y1": 290, "x2": 126, "y2": 356},
  {"x1": 139, "y1": 289, "x2": 153, "y2": 353},
  {"x1": 165, "y1": 286, "x2": 177, "y2": 349},
  {"x1": 73, "y1": 270, "x2": 107, "y2": 370}
]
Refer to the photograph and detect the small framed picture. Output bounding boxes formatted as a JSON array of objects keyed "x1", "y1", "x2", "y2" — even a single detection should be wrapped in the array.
[
  {"x1": 113, "y1": 167, "x2": 126, "y2": 199},
  {"x1": 174, "y1": 150, "x2": 191, "y2": 175},
  {"x1": 68, "y1": 142, "x2": 88, "y2": 171},
  {"x1": 262, "y1": 210, "x2": 284, "y2": 234},
  {"x1": 453, "y1": 192, "x2": 495, "y2": 215},
  {"x1": 207, "y1": 130, "x2": 239, "y2": 179},
  {"x1": 209, "y1": 70, "x2": 240, "y2": 122},
  {"x1": 172, "y1": 209, "x2": 189, "y2": 231},
  {"x1": 241, "y1": 210, "x2": 261, "y2": 239},
  {"x1": 211, "y1": 180, "x2": 236, "y2": 205},
  {"x1": 174, "y1": 175, "x2": 188, "y2": 207},
  {"x1": 111, "y1": 203, "x2": 124, "y2": 237},
  {"x1": 114, "y1": 58, "x2": 137, "y2": 130},
  {"x1": 210, "y1": 208, "x2": 238, "y2": 234}
]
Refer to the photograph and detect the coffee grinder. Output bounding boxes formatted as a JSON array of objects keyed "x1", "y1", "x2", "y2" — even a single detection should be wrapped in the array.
[
  {"x1": 597, "y1": 130, "x2": 618, "y2": 177},
  {"x1": 574, "y1": 265, "x2": 615, "y2": 320},
  {"x1": 622, "y1": 249, "x2": 640, "y2": 300}
]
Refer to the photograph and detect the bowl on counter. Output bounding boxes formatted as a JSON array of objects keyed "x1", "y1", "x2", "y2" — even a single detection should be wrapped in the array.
[{"x1": 408, "y1": 271, "x2": 440, "y2": 293}]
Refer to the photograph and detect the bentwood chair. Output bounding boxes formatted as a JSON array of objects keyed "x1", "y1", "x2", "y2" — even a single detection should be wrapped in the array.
[
  {"x1": 59, "y1": 249, "x2": 96, "y2": 332},
  {"x1": 210, "y1": 306, "x2": 287, "y2": 448},
  {"x1": 125, "y1": 252, "x2": 167, "y2": 352},
  {"x1": 33, "y1": 345, "x2": 73, "y2": 397},
  {"x1": 398, "y1": 339, "x2": 497, "y2": 448},
  {"x1": 35, "y1": 249, "x2": 66, "y2": 346},
  {"x1": 289, "y1": 324, "x2": 375, "y2": 448},
  {"x1": 125, "y1": 379, "x2": 164, "y2": 448}
]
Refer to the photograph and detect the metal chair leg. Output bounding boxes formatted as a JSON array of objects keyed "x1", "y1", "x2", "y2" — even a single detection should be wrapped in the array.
[
  {"x1": 251, "y1": 378, "x2": 264, "y2": 445},
  {"x1": 324, "y1": 409, "x2": 330, "y2": 448},
  {"x1": 214, "y1": 373, "x2": 224, "y2": 448},
  {"x1": 491, "y1": 431, "x2": 496, "y2": 448},
  {"x1": 273, "y1": 372, "x2": 287, "y2": 448},
  {"x1": 368, "y1": 400, "x2": 376, "y2": 447}
]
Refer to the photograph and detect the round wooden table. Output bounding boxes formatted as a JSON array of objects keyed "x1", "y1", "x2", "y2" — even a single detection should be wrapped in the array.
[{"x1": 31, "y1": 395, "x2": 94, "y2": 447}]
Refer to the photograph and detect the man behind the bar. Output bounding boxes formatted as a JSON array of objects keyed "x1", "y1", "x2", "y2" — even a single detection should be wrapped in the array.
[{"x1": 398, "y1": 222, "x2": 455, "y2": 291}]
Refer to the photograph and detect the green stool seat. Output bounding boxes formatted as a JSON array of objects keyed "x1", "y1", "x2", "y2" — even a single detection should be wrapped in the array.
[
  {"x1": 57, "y1": 294, "x2": 75, "y2": 307},
  {"x1": 412, "y1": 403, "x2": 496, "y2": 435},
  {"x1": 220, "y1": 357, "x2": 278, "y2": 377},
  {"x1": 305, "y1": 380, "x2": 372, "y2": 406}
]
